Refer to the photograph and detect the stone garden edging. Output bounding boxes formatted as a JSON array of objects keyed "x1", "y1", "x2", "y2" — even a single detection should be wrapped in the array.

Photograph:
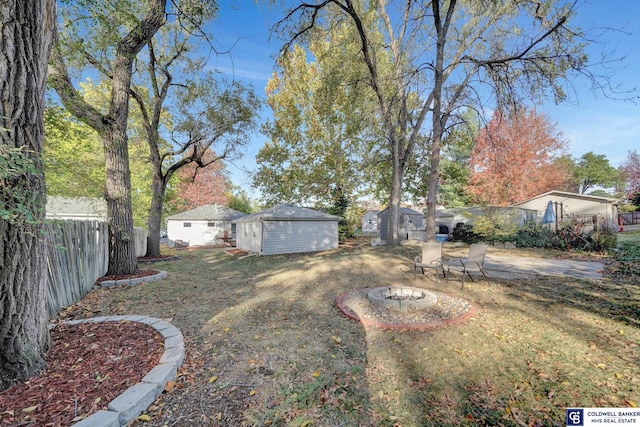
[
  {"x1": 99, "y1": 270, "x2": 168, "y2": 288},
  {"x1": 56, "y1": 316, "x2": 185, "y2": 427}
]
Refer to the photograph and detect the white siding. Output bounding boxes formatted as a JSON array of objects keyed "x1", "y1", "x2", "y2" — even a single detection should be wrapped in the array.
[
  {"x1": 167, "y1": 220, "x2": 232, "y2": 247},
  {"x1": 236, "y1": 221, "x2": 262, "y2": 253},
  {"x1": 261, "y1": 220, "x2": 338, "y2": 256},
  {"x1": 361, "y1": 212, "x2": 379, "y2": 236}
]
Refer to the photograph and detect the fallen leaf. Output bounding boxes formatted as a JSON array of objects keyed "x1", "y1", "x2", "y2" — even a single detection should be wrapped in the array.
[
  {"x1": 164, "y1": 380, "x2": 177, "y2": 392},
  {"x1": 22, "y1": 406, "x2": 38, "y2": 413},
  {"x1": 137, "y1": 414, "x2": 151, "y2": 421},
  {"x1": 250, "y1": 389, "x2": 256, "y2": 396},
  {"x1": 312, "y1": 371, "x2": 321, "y2": 377},
  {"x1": 208, "y1": 376, "x2": 218, "y2": 383}
]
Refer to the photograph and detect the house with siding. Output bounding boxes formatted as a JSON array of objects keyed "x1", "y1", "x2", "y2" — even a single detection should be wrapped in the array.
[
  {"x1": 166, "y1": 204, "x2": 247, "y2": 247},
  {"x1": 234, "y1": 204, "x2": 340, "y2": 255},
  {"x1": 46, "y1": 196, "x2": 107, "y2": 221},
  {"x1": 511, "y1": 190, "x2": 620, "y2": 229}
]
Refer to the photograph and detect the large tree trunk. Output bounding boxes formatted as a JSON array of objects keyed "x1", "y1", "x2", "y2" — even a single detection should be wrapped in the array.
[
  {"x1": 386, "y1": 149, "x2": 404, "y2": 245},
  {"x1": 145, "y1": 166, "x2": 168, "y2": 257},
  {"x1": 0, "y1": 0, "x2": 56, "y2": 390},
  {"x1": 104, "y1": 125, "x2": 139, "y2": 275}
]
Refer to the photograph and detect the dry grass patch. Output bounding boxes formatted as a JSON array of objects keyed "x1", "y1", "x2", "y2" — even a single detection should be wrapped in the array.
[{"x1": 58, "y1": 241, "x2": 639, "y2": 426}]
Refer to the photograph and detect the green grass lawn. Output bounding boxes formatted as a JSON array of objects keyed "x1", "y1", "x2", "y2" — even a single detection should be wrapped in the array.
[
  {"x1": 62, "y1": 242, "x2": 639, "y2": 426},
  {"x1": 618, "y1": 230, "x2": 640, "y2": 246}
]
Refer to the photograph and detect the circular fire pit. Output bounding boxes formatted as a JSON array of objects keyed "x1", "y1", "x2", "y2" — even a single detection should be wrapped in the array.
[{"x1": 367, "y1": 286, "x2": 437, "y2": 312}]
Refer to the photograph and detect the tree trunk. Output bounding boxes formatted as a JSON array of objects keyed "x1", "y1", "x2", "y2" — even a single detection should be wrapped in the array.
[
  {"x1": 145, "y1": 166, "x2": 167, "y2": 257},
  {"x1": 386, "y1": 149, "x2": 404, "y2": 245},
  {"x1": 0, "y1": 0, "x2": 56, "y2": 390},
  {"x1": 104, "y1": 127, "x2": 139, "y2": 275}
]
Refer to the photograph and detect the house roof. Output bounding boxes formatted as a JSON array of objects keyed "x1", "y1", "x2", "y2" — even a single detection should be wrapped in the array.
[
  {"x1": 234, "y1": 204, "x2": 341, "y2": 223},
  {"x1": 166, "y1": 204, "x2": 248, "y2": 221},
  {"x1": 511, "y1": 190, "x2": 620, "y2": 207},
  {"x1": 46, "y1": 196, "x2": 107, "y2": 219}
]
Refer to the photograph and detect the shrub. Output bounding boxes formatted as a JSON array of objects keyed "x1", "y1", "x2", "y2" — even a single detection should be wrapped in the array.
[
  {"x1": 514, "y1": 220, "x2": 555, "y2": 248},
  {"x1": 514, "y1": 217, "x2": 616, "y2": 252}
]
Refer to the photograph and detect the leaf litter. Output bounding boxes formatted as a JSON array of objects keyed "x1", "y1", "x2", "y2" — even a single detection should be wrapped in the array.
[{"x1": 2, "y1": 239, "x2": 638, "y2": 426}]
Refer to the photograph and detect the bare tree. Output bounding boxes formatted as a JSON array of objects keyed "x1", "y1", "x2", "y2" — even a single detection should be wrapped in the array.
[{"x1": 0, "y1": 0, "x2": 56, "y2": 389}]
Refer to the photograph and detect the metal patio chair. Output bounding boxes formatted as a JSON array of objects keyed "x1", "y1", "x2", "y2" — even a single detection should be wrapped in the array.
[
  {"x1": 446, "y1": 243, "x2": 489, "y2": 288},
  {"x1": 414, "y1": 242, "x2": 445, "y2": 283}
]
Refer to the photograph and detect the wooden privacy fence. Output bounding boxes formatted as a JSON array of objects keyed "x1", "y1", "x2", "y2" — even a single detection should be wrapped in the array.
[
  {"x1": 45, "y1": 220, "x2": 148, "y2": 317},
  {"x1": 619, "y1": 212, "x2": 640, "y2": 225}
]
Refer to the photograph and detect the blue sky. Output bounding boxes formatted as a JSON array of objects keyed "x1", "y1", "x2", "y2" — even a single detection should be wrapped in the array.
[{"x1": 210, "y1": 1, "x2": 640, "y2": 194}]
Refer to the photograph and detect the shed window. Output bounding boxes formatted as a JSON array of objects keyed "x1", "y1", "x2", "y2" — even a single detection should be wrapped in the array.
[
  {"x1": 183, "y1": 222, "x2": 192, "y2": 228},
  {"x1": 207, "y1": 222, "x2": 216, "y2": 227}
]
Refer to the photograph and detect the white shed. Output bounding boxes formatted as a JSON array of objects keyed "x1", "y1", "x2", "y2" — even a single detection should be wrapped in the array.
[
  {"x1": 511, "y1": 190, "x2": 620, "y2": 228},
  {"x1": 233, "y1": 204, "x2": 340, "y2": 256},
  {"x1": 166, "y1": 204, "x2": 248, "y2": 247},
  {"x1": 361, "y1": 210, "x2": 380, "y2": 236}
]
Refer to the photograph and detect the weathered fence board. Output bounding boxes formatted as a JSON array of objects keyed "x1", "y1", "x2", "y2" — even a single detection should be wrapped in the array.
[{"x1": 45, "y1": 221, "x2": 148, "y2": 317}]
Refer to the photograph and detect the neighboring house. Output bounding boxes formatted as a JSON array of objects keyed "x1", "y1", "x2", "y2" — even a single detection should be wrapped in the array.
[
  {"x1": 234, "y1": 204, "x2": 340, "y2": 256},
  {"x1": 511, "y1": 190, "x2": 620, "y2": 229},
  {"x1": 166, "y1": 204, "x2": 248, "y2": 247},
  {"x1": 361, "y1": 210, "x2": 380, "y2": 236},
  {"x1": 435, "y1": 206, "x2": 537, "y2": 230},
  {"x1": 377, "y1": 207, "x2": 424, "y2": 242},
  {"x1": 46, "y1": 196, "x2": 107, "y2": 221}
]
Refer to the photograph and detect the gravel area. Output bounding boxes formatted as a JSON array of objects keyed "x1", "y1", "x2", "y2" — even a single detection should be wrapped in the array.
[{"x1": 336, "y1": 287, "x2": 475, "y2": 329}]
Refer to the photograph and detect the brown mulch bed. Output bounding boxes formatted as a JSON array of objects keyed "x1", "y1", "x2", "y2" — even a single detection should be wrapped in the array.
[
  {"x1": 225, "y1": 249, "x2": 249, "y2": 256},
  {"x1": 0, "y1": 321, "x2": 164, "y2": 427},
  {"x1": 95, "y1": 269, "x2": 159, "y2": 284}
]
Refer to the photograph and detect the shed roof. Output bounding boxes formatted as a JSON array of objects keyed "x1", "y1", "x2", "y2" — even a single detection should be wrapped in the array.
[
  {"x1": 234, "y1": 204, "x2": 341, "y2": 223},
  {"x1": 511, "y1": 190, "x2": 620, "y2": 208},
  {"x1": 166, "y1": 204, "x2": 247, "y2": 221},
  {"x1": 378, "y1": 206, "x2": 423, "y2": 216}
]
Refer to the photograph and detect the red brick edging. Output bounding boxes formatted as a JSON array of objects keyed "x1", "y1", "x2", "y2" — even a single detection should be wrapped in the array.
[{"x1": 335, "y1": 290, "x2": 478, "y2": 330}]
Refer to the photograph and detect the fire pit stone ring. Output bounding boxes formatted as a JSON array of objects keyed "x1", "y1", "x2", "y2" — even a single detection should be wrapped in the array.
[{"x1": 367, "y1": 286, "x2": 437, "y2": 313}]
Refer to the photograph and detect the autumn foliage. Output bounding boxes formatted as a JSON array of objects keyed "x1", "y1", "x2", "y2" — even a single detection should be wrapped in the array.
[
  {"x1": 621, "y1": 149, "x2": 640, "y2": 198},
  {"x1": 466, "y1": 109, "x2": 570, "y2": 206},
  {"x1": 175, "y1": 149, "x2": 230, "y2": 211}
]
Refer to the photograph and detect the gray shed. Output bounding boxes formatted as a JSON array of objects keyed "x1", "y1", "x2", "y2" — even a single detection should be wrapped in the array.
[
  {"x1": 233, "y1": 204, "x2": 340, "y2": 255},
  {"x1": 377, "y1": 207, "x2": 424, "y2": 242}
]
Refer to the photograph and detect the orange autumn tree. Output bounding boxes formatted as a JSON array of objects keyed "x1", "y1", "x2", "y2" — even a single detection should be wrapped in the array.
[
  {"x1": 467, "y1": 109, "x2": 569, "y2": 206},
  {"x1": 174, "y1": 148, "x2": 230, "y2": 211}
]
